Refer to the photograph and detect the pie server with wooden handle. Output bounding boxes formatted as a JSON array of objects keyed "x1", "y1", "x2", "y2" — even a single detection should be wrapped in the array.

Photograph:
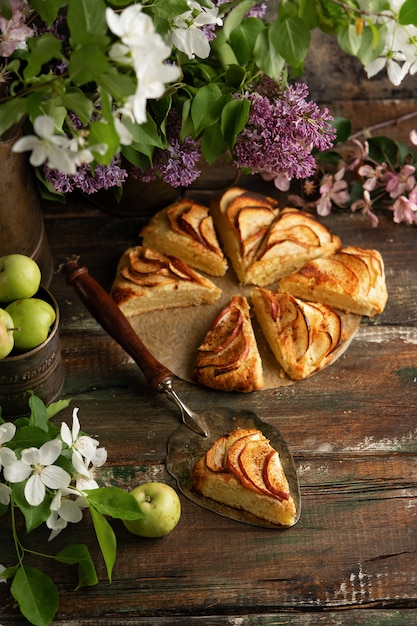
[{"x1": 62, "y1": 257, "x2": 301, "y2": 528}]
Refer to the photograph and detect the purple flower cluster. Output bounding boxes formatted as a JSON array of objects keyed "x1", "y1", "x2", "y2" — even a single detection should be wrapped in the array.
[
  {"x1": 233, "y1": 82, "x2": 336, "y2": 187},
  {"x1": 132, "y1": 111, "x2": 201, "y2": 188},
  {"x1": 43, "y1": 157, "x2": 128, "y2": 195}
]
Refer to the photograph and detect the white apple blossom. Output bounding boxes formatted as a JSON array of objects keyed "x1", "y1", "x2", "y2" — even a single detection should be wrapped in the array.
[
  {"x1": 0, "y1": 422, "x2": 17, "y2": 468},
  {"x1": 61, "y1": 407, "x2": 107, "y2": 466},
  {"x1": 12, "y1": 115, "x2": 79, "y2": 174},
  {"x1": 71, "y1": 452, "x2": 102, "y2": 491},
  {"x1": 46, "y1": 487, "x2": 87, "y2": 541},
  {"x1": 3, "y1": 439, "x2": 71, "y2": 507},
  {"x1": 106, "y1": 5, "x2": 181, "y2": 125},
  {"x1": 0, "y1": 483, "x2": 12, "y2": 506},
  {"x1": 169, "y1": 0, "x2": 222, "y2": 59}
]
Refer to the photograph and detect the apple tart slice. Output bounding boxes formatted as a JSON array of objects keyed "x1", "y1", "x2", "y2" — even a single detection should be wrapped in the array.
[
  {"x1": 278, "y1": 246, "x2": 388, "y2": 318},
  {"x1": 110, "y1": 246, "x2": 221, "y2": 317},
  {"x1": 252, "y1": 288, "x2": 345, "y2": 380},
  {"x1": 245, "y1": 207, "x2": 342, "y2": 287},
  {"x1": 140, "y1": 199, "x2": 227, "y2": 277},
  {"x1": 191, "y1": 428, "x2": 297, "y2": 527},
  {"x1": 195, "y1": 295, "x2": 264, "y2": 393},
  {"x1": 210, "y1": 187, "x2": 280, "y2": 283}
]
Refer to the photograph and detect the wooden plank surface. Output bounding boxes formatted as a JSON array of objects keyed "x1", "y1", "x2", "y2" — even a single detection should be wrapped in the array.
[{"x1": 1, "y1": 185, "x2": 417, "y2": 624}]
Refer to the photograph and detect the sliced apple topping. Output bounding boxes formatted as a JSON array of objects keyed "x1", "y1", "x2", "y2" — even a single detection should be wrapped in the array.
[
  {"x1": 203, "y1": 428, "x2": 291, "y2": 502},
  {"x1": 167, "y1": 201, "x2": 223, "y2": 257}
]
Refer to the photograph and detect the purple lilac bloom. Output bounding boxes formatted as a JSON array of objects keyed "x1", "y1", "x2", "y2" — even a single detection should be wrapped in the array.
[
  {"x1": 132, "y1": 111, "x2": 202, "y2": 188},
  {"x1": 234, "y1": 82, "x2": 336, "y2": 181},
  {"x1": 43, "y1": 157, "x2": 128, "y2": 194}
]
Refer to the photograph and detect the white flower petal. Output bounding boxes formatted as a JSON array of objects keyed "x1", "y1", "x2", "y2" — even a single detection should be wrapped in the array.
[
  {"x1": 41, "y1": 465, "x2": 71, "y2": 490},
  {"x1": 3, "y1": 459, "x2": 32, "y2": 483},
  {"x1": 0, "y1": 483, "x2": 11, "y2": 505},
  {"x1": 25, "y1": 474, "x2": 45, "y2": 506},
  {"x1": 0, "y1": 447, "x2": 17, "y2": 467},
  {"x1": 39, "y1": 440, "x2": 62, "y2": 465},
  {"x1": 0, "y1": 422, "x2": 16, "y2": 444}
]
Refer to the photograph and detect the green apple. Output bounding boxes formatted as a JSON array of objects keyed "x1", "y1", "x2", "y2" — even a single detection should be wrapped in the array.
[
  {"x1": 123, "y1": 482, "x2": 181, "y2": 538},
  {"x1": 0, "y1": 254, "x2": 41, "y2": 304},
  {"x1": 0, "y1": 308, "x2": 15, "y2": 359},
  {"x1": 5, "y1": 298, "x2": 56, "y2": 352}
]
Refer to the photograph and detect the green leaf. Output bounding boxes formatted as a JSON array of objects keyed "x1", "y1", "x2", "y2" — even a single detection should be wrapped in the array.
[
  {"x1": 229, "y1": 18, "x2": 265, "y2": 65},
  {"x1": 69, "y1": 45, "x2": 109, "y2": 86},
  {"x1": 85, "y1": 487, "x2": 144, "y2": 520},
  {"x1": 29, "y1": 0, "x2": 66, "y2": 27},
  {"x1": 253, "y1": 28, "x2": 285, "y2": 80},
  {"x1": 89, "y1": 506, "x2": 117, "y2": 582},
  {"x1": 88, "y1": 119, "x2": 120, "y2": 164},
  {"x1": 0, "y1": 98, "x2": 27, "y2": 140},
  {"x1": 28, "y1": 394, "x2": 49, "y2": 431},
  {"x1": 200, "y1": 122, "x2": 229, "y2": 163},
  {"x1": 67, "y1": 0, "x2": 108, "y2": 46},
  {"x1": 191, "y1": 84, "x2": 225, "y2": 135},
  {"x1": 332, "y1": 116, "x2": 352, "y2": 143},
  {"x1": 0, "y1": 0, "x2": 12, "y2": 19},
  {"x1": 11, "y1": 565, "x2": 59, "y2": 626},
  {"x1": 61, "y1": 89, "x2": 94, "y2": 125},
  {"x1": 220, "y1": 98, "x2": 250, "y2": 148},
  {"x1": 23, "y1": 34, "x2": 62, "y2": 81},
  {"x1": 55, "y1": 544, "x2": 98, "y2": 589},
  {"x1": 99, "y1": 70, "x2": 136, "y2": 103},
  {"x1": 399, "y1": 0, "x2": 417, "y2": 26},
  {"x1": 45, "y1": 397, "x2": 71, "y2": 420},
  {"x1": 269, "y1": 16, "x2": 311, "y2": 67},
  {"x1": 10, "y1": 424, "x2": 52, "y2": 450},
  {"x1": 355, "y1": 24, "x2": 386, "y2": 66},
  {"x1": 223, "y1": 0, "x2": 255, "y2": 39}
]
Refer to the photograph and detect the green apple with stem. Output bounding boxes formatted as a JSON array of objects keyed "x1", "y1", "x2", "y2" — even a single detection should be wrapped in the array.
[
  {"x1": 0, "y1": 254, "x2": 41, "y2": 304},
  {"x1": 5, "y1": 298, "x2": 56, "y2": 352},
  {"x1": 0, "y1": 308, "x2": 16, "y2": 359},
  {"x1": 123, "y1": 482, "x2": 181, "y2": 538}
]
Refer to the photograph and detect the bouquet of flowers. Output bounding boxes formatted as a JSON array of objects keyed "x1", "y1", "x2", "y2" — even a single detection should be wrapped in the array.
[
  {"x1": 1, "y1": 0, "x2": 416, "y2": 212},
  {"x1": 0, "y1": 394, "x2": 145, "y2": 626}
]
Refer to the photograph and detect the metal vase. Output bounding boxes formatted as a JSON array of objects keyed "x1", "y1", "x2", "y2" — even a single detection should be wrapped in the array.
[
  {"x1": 0, "y1": 287, "x2": 65, "y2": 418},
  {"x1": 0, "y1": 132, "x2": 54, "y2": 287}
]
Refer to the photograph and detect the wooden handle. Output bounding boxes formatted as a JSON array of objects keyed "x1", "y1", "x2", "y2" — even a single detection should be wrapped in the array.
[{"x1": 62, "y1": 257, "x2": 173, "y2": 391}]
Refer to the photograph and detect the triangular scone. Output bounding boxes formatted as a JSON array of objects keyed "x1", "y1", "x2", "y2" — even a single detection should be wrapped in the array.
[
  {"x1": 279, "y1": 246, "x2": 388, "y2": 318},
  {"x1": 252, "y1": 288, "x2": 344, "y2": 380},
  {"x1": 190, "y1": 428, "x2": 297, "y2": 527},
  {"x1": 110, "y1": 246, "x2": 221, "y2": 317},
  {"x1": 195, "y1": 295, "x2": 264, "y2": 392},
  {"x1": 210, "y1": 187, "x2": 280, "y2": 282},
  {"x1": 245, "y1": 208, "x2": 342, "y2": 287},
  {"x1": 140, "y1": 199, "x2": 228, "y2": 277}
]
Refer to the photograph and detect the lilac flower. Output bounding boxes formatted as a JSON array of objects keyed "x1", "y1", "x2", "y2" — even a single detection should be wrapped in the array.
[
  {"x1": 233, "y1": 82, "x2": 336, "y2": 185},
  {"x1": 132, "y1": 110, "x2": 201, "y2": 187},
  {"x1": 43, "y1": 156, "x2": 128, "y2": 194}
]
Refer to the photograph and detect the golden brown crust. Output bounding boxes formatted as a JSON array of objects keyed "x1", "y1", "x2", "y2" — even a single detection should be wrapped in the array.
[
  {"x1": 211, "y1": 188, "x2": 341, "y2": 286},
  {"x1": 278, "y1": 245, "x2": 388, "y2": 317},
  {"x1": 140, "y1": 199, "x2": 227, "y2": 276},
  {"x1": 252, "y1": 287, "x2": 344, "y2": 380},
  {"x1": 195, "y1": 295, "x2": 264, "y2": 392},
  {"x1": 110, "y1": 246, "x2": 221, "y2": 317},
  {"x1": 190, "y1": 428, "x2": 297, "y2": 527}
]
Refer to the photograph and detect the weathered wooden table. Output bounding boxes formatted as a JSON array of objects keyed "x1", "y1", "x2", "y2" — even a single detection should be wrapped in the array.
[{"x1": 2, "y1": 181, "x2": 417, "y2": 625}]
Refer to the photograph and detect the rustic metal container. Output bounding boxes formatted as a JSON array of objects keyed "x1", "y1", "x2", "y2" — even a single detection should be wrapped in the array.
[
  {"x1": 0, "y1": 287, "x2": 65, "y2": 418},
  {"x1": 0, "y1": 131, "x2": 54, "y2": 287}
]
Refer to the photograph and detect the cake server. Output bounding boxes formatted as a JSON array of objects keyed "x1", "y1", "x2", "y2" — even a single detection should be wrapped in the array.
[{"x1": 62, "y1": 256, "x2": 300, "y2": 528}]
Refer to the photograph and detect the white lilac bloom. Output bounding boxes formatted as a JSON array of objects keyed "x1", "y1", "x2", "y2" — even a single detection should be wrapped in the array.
[
  {"x1": 0, "y1": 483, "x2": 12, "y2": 506},
  {"x1": 170, "y1": 0, "x2": 222, "y2": 59},
  {"x1": 46, "y1": 487, "x2": 86, "y2": 541},
  {"x1": 3, "y1": 440, "x2": 71, "y2": 507},
  {"x1": 0, "y1": 422, "x2": 17, "y2": 468},
  {"x1": 12, "y1": 115, "x2": 78, "y2": 174}
]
